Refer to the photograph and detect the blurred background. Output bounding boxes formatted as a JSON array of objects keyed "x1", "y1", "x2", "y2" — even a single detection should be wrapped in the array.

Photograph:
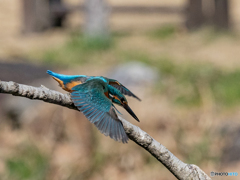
[{"x1": 0, "y1": 0, "x2": 240, "y2": 179}]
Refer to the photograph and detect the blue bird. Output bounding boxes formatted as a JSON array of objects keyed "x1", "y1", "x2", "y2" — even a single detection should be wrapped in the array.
[
  {"x1": 46, "y1": 70, "x2": 140, "y2": 100},
  {"x1": 47, "y1": 70, "x2": 140, "y2": 121},
  {"x1": 47, "y1": 70, "x2": 140, "y2": 143}
]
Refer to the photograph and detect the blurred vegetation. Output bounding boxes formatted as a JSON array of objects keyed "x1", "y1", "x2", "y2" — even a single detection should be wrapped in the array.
[
  {"x1": 175, "y1": 127, "x2": 219, "y2": 165},
  {"x1": 121, "y1": 51, "x2": 240, "y2": 107},
  {"x1": 41, "y1": 26, "x2": 240, "y2": 108},
  {"x1": 202, "y1": 27, "x2": 238, "y2": 43},
  {"x1": 185, "y1": 134, "x2": 218, "y2": 165},
  {"x1": 158, "y1": 61, "x2": 240, "y2": 107},
  {"x1": 5, "y1": 145, "x2": 48, "y2": 180},
  {"x1": 149, "y1": 25, "x2": 177, "y2": 40},
  {"x1": 43, "y1": 33, "x2": 113, "y2": 67}
]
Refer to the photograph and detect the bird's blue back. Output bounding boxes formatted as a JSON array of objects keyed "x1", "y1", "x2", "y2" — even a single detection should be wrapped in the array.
[
  {"x1": 47, "y1": 70, "x2": 139, "y2": 142},
  {"x1": 47, "y1": 70, "x2": 87, "y2": 83}
]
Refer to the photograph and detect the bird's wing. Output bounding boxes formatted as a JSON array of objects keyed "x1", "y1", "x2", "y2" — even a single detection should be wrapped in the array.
[
  {"x1": 71, "y1": 80, "x2": 128, "y2": 143},
  {"x1": 108, "y1": 79, "x2": 141, "y2": 101}
]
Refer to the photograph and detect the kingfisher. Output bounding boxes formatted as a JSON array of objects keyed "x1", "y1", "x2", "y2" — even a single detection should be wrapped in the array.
[{"x1": 47, "y1": 70, "x2": 140, "y2": 143}]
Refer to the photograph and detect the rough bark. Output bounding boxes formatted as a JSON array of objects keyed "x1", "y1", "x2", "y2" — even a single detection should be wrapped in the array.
[{"x1": 0, "y1": 80, "x2": 211, "y2": 180}]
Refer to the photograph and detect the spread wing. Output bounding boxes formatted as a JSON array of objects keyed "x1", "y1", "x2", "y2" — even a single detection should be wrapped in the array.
[
  {"x1": 108, "y1": 79, "x2": 141, "y2": 101},
  {"x1": 71, "y1": 80, "x2": 128, "y2": 143}
]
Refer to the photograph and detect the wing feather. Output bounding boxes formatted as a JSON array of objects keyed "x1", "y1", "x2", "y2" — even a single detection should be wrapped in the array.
[
  {"x1": 71, "y1": 79, "x2": 128, "y2": 143},
  {"x1": 109, "y1": 82, "x2": 141, "y2": 101}
]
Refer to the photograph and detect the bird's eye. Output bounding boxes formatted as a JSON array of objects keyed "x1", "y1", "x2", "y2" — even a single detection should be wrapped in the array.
[{"x1": 121, "y1": 98, "x2": 127, "y2": 104}]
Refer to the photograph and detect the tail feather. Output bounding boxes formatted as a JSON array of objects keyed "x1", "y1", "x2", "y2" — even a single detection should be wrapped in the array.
[
  {"x1": 46, "y1": 70, "x2": 55, "y2": 76},
  {"x1": 47, "y1": 70, "x2": 65, "y2": 80},
  {"x1": 46, "y1": 70, "x2": 84, "y2": 81},
  {"x1": 93, "y1": 114, "x2": 129, "y2": 143}
]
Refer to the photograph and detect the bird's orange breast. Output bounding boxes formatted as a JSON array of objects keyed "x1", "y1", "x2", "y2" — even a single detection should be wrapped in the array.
[
  {"x1": 51, "y1": 77, "x2": 82, "y2": 92},
  {"x1": 65, "y1": 81, "x2": 82, "y2": 92}
]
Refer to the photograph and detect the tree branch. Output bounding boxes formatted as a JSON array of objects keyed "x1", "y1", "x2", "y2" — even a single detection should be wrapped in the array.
[{"x1": 0, "y1": 81, "x2": 211, "y2": 180}]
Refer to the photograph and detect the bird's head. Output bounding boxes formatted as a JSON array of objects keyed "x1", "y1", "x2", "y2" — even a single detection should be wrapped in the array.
[
  {"x1": 111, "y1": 94, "x2": 127, "y2": 105},
  {"x1": 112, "y1": 95, "x2": 139, "y2": 122}
]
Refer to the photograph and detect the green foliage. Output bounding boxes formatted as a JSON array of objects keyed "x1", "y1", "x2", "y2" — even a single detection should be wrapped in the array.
[
  {"x1": 202, "y1": 27, "x2": 238, "y2": 43},
  {"x1": 155, "y1": 59, "x2": 240, "y2": 107},
  {"x1": 77, "y1": 36, "x2": 112, "y2": 51},
  {"x1": 6, "y1": 145, "x2": 48, "y2": 180},
  {"x1": 212, "y1": 71, "x2": 240, "y2": 105},
  {"x1": 149, "y1": 25, "x2": 177, "y2": 40},
  {"x1": 175, "y1": 127, "x2": 219, "y2": 165},
  {"x1": 186, "y1": 134, "x2": 219, "y2": 164},
  {"x1": 120, "y1": 51, "x2": 153, "y2": 65},
  {"x1": 112, "y1": 31, "x2": 132, "y2": 38},
  {"x1": 42, "y1": 34, "x2": 113, "y2": 67},
  {"x1": 121, "y1": 51, "x2": 240, "y2": 107},
  {"x1": 162, "y1": 62, "x2": 221, "y2": 106}
]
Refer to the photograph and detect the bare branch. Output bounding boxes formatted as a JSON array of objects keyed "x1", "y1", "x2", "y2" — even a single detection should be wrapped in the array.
[{"x1": 0, "y1": 80, "x2": 211, "y2": 180}]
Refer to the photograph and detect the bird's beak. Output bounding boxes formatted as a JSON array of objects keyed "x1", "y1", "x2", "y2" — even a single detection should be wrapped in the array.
[{"x1": 122, "y1": 103, "x2": 140, "y2": 122}]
